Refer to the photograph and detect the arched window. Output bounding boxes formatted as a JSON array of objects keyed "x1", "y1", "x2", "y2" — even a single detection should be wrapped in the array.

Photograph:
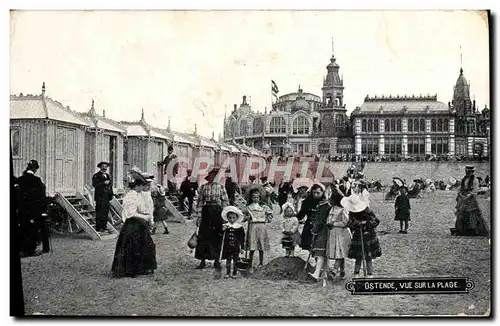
[
  {"x1": 374, "y1": 120, "x2": 379, "y2": 132},
  {"x1": 420, "y1": 119, "x2": 425, "y2": 132},
  {"x1": 240, "y1": 120, "x2": 248, "y2": 136},
  {"x1": 390, "y1": 119, "x2": 396, "y2": 132},
  {"x1": 292, "y1": 116, "x2": 310, "y2": 135},
  {"x1": 334, "y1": 98, "x2": 340, "y2": 106},
  {"x1": 368, "y1": 119, "x2": 373, "y2": 132},
  {"x1": 438, "y1": 119, "x2": 443, "y2": 132},
  {"x1": 362, "y1": 119, "x2": 367, "y2": 132},
  {"x1": 269, "y1": 116, "x2": 286, "y2": 134},
  {"x1": 253, "y1": 118, "x2": 263, "y2": 134},
  {"x1": 444, "y1": 118, "x2": 449, "y2": 132},
  {"x1": 413, "y1": 119, "x2": 419, "y2": 132},
  {"x1": 431, "y1": 119, "x2": 437, "y2": 132},
  {"x1": 408, "y1": 119, "x2": 413, "y2": 132},
  {"x1": 396, "y1": 119, "x2": 402, "y2": 132}
]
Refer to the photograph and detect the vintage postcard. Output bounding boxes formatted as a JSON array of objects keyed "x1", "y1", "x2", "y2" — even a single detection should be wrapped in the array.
[{"x1": 10, "y1": 10, "x2": 491, "y2": 317}]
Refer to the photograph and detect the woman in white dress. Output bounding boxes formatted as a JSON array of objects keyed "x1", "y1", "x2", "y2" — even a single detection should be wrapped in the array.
[{"x1": 111, "y1": 173, "x2": 157, "y2": 278}]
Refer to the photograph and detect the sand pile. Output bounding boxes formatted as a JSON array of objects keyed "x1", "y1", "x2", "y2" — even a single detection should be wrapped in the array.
[{"x1": 250, "y1": 256, "x2": 314, "y2": 281}]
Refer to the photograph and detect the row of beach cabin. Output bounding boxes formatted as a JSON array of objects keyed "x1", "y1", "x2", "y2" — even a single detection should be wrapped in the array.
[{"x1": 10, "y1": 84, "x2": 268, "y2": 196}]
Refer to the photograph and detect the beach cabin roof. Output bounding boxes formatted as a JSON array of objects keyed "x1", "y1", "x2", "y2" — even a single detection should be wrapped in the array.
[{"x1": 10, "y1": 86, "x2": 89, "y2": 127}]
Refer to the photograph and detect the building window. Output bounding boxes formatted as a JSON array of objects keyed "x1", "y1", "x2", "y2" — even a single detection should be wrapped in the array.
[
  {"x1": 408, "y1": 119, "x2": 413, "y2": 132},
  {"x1": 292, "y1": 116, "x2": 310, "y2": 135},
  {"x1": 455, "y1": 139, "x2": 467, "y2": 155},
  {"x1": 374, "y1": 120, "x2": 379, "y2": 132},
  {"x1": 384, "y1": 137, "x2": 402, "y2": 155},
  {"x1": 431, "y1": 137, "x2": 449, "y2": 155},
  {"x1": 318, "y1": 142, "x2": 330, "y2": 154},
  {"x1": 420, "y1": 119, "x2": 425, "y2": 132},
  {"x1": 269, "y1": 117, "x2": 286, "y2": 134},
  {"x1": 385, "y1": 119, "x2": 390, "y2": 132},
  {"x1": 444, "y1": 119, "x2": 449, "y2": 132},
  {"x1": 362, "y1": 119, "x2": 367, "y2": 132},
  {"x1": 367, "y1": 119, "x2": 373, "y2": 132},
  {"x1": 10, "y1": 127, "x2": 21, "y2": 158},
  {"x1": 361, "y1": 138, "x2": 379, "y2": 156},
  {"x1": 396, "y1": 119, "x2": 402, "y2": 132},
  {"x1": 407, "y1": 137, "x2": 426, "y2": 156},
  {"x1": 391, "y1": 119, "x2": 396, "y2": 132},
  {"x1": 431, "y1": 119, "x2": 437, "y2": 132},
  {"x1": 438, "y1": 119, "x2": 443, "y2": 132},
  {"x1": 253, "y1": 118, "x2": 263, "y2": 134},
  {"x1": 240, "y1": 120, "x2": 248, "y2": 136}
]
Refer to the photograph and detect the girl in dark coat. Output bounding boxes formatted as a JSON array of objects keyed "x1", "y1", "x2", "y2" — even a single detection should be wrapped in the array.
[
  {"x1": 297, "y1": 183, "x2": 332, "y2": 281},
  {"x1": 394, "y1": 186, "x2": 411, "y2": 233},
  {"x1": 151, "y1": 184, "x2": 170, "y2": 235},
  {"x1": 342, "y1": 195, "x2": 382, "y2": 278}
]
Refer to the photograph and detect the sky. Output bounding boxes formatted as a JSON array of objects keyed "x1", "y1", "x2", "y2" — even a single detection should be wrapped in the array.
[{"x1": 10, "y1": 10, "x2": 489, "y2": 138}]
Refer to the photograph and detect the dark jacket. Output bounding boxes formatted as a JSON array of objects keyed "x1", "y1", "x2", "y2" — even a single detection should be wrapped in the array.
[
  {"x1": 16, "y1": 171, "x2": 47, "y2": 219},
  {"x1": 224, "y1": 179, "x2": 237, "y2": 203},
  {"x1": 92, "y1": 171, "x2": 114, "y2": 202},
  {"x1": 162, "y1": 154, "x2": 179, "y2": 177},
  {"x1": 180, "y1": 177, "x2": 198, "y2": 197}
]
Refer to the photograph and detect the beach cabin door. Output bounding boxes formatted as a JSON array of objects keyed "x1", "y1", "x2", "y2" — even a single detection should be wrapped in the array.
[{"x1": 55, "y1": 126, "x2": 77, "y2": 194}]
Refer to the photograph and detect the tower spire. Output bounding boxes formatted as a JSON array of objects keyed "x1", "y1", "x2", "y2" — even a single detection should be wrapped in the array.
[
  {"x1": 89, "y1": 98, "x2": 96, "y2": 115},
  {"x1": 167, "y1": 116, "x2": 171, "y2": 132},
  {"x1": 460, "y1": 45, "x2": 463, "y2": 74},
  {"x1": 331, "y1": 37, "x2": 334, "y2": 56}
]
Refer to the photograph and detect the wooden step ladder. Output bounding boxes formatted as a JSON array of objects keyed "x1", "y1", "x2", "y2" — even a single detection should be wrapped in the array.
[
  {"x1": 83, "y1": 185, "x2": 124, "y2": 227},
  {"x1": 54, "y1": 192, "x2": 119, "y2": 241}
]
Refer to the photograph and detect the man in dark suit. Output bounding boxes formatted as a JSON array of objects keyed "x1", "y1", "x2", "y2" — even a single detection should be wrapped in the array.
[
  {"x1": 224, "y1": 169, "x2": 238, "y2": 206},
  {"x1": 162, "y1": 145, "x2": 178, "y2": 194},
  {"x1": 180, "y1": 169, "x2": 198, "y2": 217},
  {"x1": 16, "y1": 160, "x2": 48, "y2": 257},
  {"x1": 92, "y1": 161, "x2": 114, "y2": 232}
]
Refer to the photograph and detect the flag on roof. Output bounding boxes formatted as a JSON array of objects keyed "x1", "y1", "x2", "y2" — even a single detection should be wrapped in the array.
[{"x1": 271, "y1": 80, "x2": 279, "y2": 99}]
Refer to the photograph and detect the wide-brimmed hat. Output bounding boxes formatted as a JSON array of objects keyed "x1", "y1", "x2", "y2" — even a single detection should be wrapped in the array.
[
  {"x1": 141, "y1": 172, "x2": 155, "y2": 182},
  {"x1": 292, "y1": 177, "x2": 314, "y2": 193},
  {"x1": 281, "y1": 202, "x2": 296, "y2": 215},
  {"x1": 129, "y1": 166, "x2": 148, "y2": 185},
  {"x1": 465, "y1": 166, "x2": 475, "y2": 172},
  {"x1": 97, "y1": 161, "x2": 110, "y2": 168},
  {"x1": 245, "y1": 183, "x2": 267, "y2": 202},
  {"x1": 341, "y1": 194, "x2": 369, "y2": 213},
  {"x1": 221, "y1": 205, "x2": 244, "y2": 221},
  {"x1": 205, "y1": 166, "x2": 221, "y2": 180},
  {"x1": 310, "y1": 181, "x2": 326, "y2": 192}
]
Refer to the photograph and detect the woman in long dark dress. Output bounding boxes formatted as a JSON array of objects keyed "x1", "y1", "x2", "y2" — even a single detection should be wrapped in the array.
[
  {"x1": 455, "y1": 166, "x2": 489, "y2": 236},
  {"x1": 111, "y1": 175, "x2": 157, "y2": 278},
  {"x1": 194, "y1": 167, "x2": 229, "y2": 270}
]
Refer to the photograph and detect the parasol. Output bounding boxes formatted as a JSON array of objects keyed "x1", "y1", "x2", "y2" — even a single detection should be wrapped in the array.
[
  {"x1": 129, "y1": 166, "x2": 148, "y2": 184},
  {"x1": 292, "y1": 178, "x2": 314, "y2": 193},
  {"x1": 244, "y1": 184, "x2": 267, "y2": 203},
  {"x1": 392, "y1": 177, "x2": 404, "y2": 188}
]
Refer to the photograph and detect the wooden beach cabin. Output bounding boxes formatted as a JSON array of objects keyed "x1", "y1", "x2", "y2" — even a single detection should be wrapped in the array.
[
  {"x1": 10, "y1": 83, "x2": 88, "y2": 196},
  {"x1": 79, "y1": 99, "x2": 127, "y2": 191},
  {"x1": 120, "y1": 109, "x2": 173, "y2": 184}
]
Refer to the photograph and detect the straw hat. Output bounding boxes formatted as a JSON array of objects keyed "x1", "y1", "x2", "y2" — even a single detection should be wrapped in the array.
[
  {"x1": 465, "y1": 166, "x2": 475, "y2": 172},
  {"x1": 221, "y1": 205, "x2": 243, "y2": 221},
  {"x1": 341, "y1": 194, "x2": 369, "y2": 213},
  {"x1": 97, "y1": 161, "x2": 110, "y2": 168}
]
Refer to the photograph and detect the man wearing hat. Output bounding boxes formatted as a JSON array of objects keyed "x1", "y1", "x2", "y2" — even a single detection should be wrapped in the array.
[
  {"x1": 180, "y1": 169, "x2": 198, "y2": 217},
  {"x1": 224, "y1": 168, "x2": 238, "y2": 206},
  {"x1": 162, "y1": 145, "x2": 178, "y2": 193},
  {"x1": 92, "y1": 161, "x2": 114, "y2": 233},
  {"x1": 16, "y1": 160, "x2": 48, "y2": 256}
]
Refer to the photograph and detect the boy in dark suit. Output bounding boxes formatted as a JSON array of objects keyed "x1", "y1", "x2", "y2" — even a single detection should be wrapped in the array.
[{"x1": 92, "y1": 162, "x2": 114, "y2": 232}]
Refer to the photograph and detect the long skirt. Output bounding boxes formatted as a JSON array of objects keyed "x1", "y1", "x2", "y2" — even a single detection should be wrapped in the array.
[
  {"x1": 247, "y1": 222, "x2": 270, "y2": 251},
  {"x1": 311, "y1": 226, "x2": 328, "y2": 257},
  {"x1": 455, "y1": 195, "x2": 489, "y2": 237},
  {"x1": 18, "y1": 212, "x2": 41, "y2": 255},
  {"x1": 327, "y1": 227, "x2": 351, "y2": 259},
  {"x1": 194, "y1": 204, "x2": 224, "y2": 260},
  {"x1": 300, "y1": 219, "x2": 314, "y2": 251},
  {"x1": 347, "y1": 229, "x2": 382, "y2": 260},
  {"x1": 111, "y1": 217, "x2": 157, "y2": 278}
]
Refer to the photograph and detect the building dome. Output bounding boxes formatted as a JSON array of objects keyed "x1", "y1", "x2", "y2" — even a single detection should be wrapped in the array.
[{"x1": 291, "y1": 86, "x2": 310, "y2": 112}]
